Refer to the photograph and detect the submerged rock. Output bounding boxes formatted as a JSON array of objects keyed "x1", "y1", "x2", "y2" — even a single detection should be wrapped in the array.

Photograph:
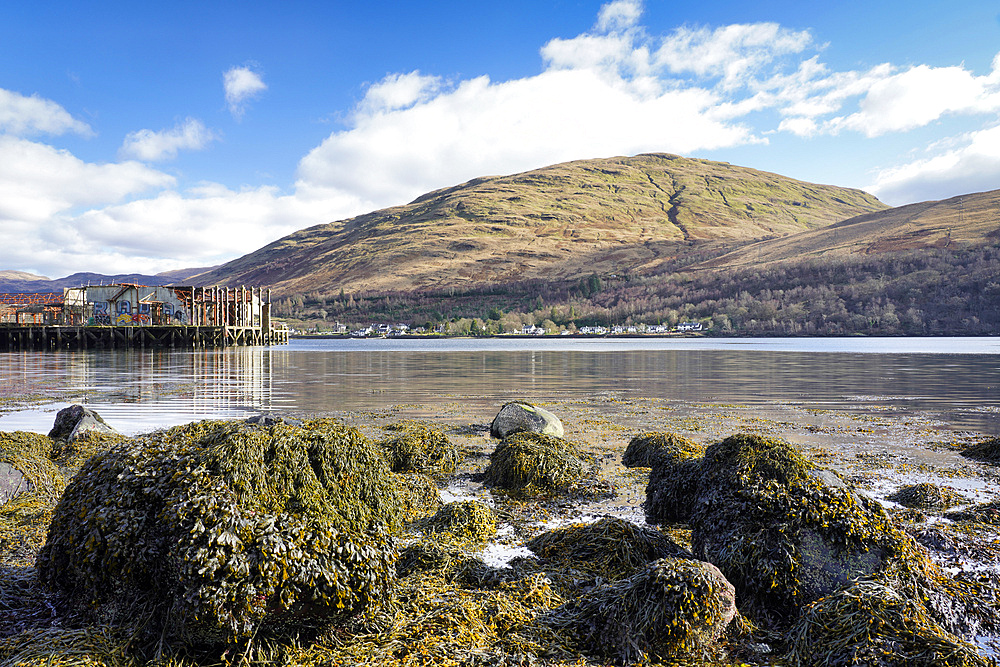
[
  {"x1": 36, "y1": 418, "x2": 401, "y2": 650},
  {"x1": 787, "y1": 581, "x2": 989, "y2": 667},
  {"x1": 483, "y1": 432, "x2": 586, "y2": 496},
  {"x1": 548, "y1": 556, "x2": 737, "y2": 665},
  {"x1": 490, "y1": 401, "x2": 564, "y2": 439},
  {"x1": 47, "y1": 404, "x2": 116, "y2": 443}
]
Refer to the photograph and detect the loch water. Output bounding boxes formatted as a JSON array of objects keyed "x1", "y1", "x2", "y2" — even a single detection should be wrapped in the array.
[{"x1": 1, "y1": 337, "x2": 998, "y2": 436}]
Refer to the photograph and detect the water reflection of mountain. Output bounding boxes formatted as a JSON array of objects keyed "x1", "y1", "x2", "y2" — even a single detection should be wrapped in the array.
[
  {"x1": 1, "y1": 341, "x2": 998, "y2": 436},
  {"x1": 264, "y1": 346, "x2": 1000, "y2": 434}
]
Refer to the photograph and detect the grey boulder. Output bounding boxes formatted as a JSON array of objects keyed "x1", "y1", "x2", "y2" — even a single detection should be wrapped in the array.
[
  {"x1": 489, "y1": 401, "x2": 564, "y2": 439},
  {"x1": 48, "y1": 404, "x2": 117, "y2": 442}
]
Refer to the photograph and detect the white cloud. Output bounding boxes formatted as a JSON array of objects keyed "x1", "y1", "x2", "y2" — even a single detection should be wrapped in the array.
[
  {"x1": 838, "y1": 64, "x2": 1000, "y2": 136},
  {"x1": 296, "y1": 67, "x2": 757, "y2": 208},
  {"x1": 0, "y1": 147, "x2": 359, "y2": 278},
  {"x1": 0, "y1": 88, "x2": 92, "y2": 136},
  {"x1": 223, "y1": 66, "x2": 267, "y2": 119},
  {"x1": 357, "y1": 71, "x2": 443, "y2": 115},
  {"x1": 298, "y1": 4, "x2": 809, "y2": 210},
  {"x1": 868, "y1": 124, "x2": 1000, "y2": 205},
  {"x1": 120, "y1": 118, "x2": 217, "y2": 161},
  {"x1": 596, "y1": 0, "x2": 642, "y2": 33},
  {"x1": 0, "y1": 136, "x2": 173, "y2": 223},
  {"x1": 656, "y1": 23, "x2": 814, "y2": 89},
  {"x1": 778, "y1": 116, "x2": 818, "y2": 137},
  {"x1": 67, "y1": 186, "x2": 314, "y2": 261}
]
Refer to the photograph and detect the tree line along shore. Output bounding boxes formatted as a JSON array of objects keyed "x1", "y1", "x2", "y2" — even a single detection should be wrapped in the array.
[{"x1": 272, "y1": 244, "x2": 1000, "y2": 337}]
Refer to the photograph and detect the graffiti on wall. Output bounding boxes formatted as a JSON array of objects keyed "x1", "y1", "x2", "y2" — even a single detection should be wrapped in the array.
[{"x1": 87, "y1": 300, "x2": 187, "y2": 326}]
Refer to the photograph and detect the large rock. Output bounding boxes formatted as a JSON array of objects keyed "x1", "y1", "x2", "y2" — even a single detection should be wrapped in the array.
[
  {"x1": 47, "y1": 404, "x2": 117, "y2": 442},
  {"x1": 645, "y1": 433, "x2": 945, "y2": 629},
  {"x1": 490, "y1": 401, "x2": 564, "y2": 439},
  {"x1": 548, "y1": 556, "x2": 737, "y2": 664},
  {"x1": 36, "y1": 418, "x2": 401, "y2": 650}
]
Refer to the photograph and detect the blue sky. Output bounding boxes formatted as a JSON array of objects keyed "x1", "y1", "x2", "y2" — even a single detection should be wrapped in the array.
[{"x1": 2, "y1": 0, "x2": 999, "y2": 279}]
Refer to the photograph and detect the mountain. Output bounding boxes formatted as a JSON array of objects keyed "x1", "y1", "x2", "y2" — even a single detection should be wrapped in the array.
[
  {"x1": 0, "y1": 269, "x2": 215, "y2": 294},
  {"x1": 696, "y1": 188, "x2": 1000, "y2": 270},
  {"x1": 194, "y1": 153, "x2": 888, "y2": 296}
]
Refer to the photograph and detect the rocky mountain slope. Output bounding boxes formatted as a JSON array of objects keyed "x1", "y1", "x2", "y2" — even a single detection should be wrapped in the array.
[{"x1": 192, "y1": 153, "x2": 888, "y2": 295}]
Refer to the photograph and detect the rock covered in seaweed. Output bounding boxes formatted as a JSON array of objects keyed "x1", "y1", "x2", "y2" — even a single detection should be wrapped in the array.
[
  {"x1": 490, "y1": 401, "x2": 564, "y2": 439},
  {"x1": 526, "y1": 516, "x2": 690, "y2": 580},
  {"x1": 378, "y1": 420, "x2": 459, "y2": 475},
  {"x1": 623, "y1": 431, "x2": 700, "y2": 468},
  {"x1": 786, "y1": 581, "x2": 990, "y2": 667},
  {"x1": 646, "y1": 433, "x2": 946, "y2": 630},
  {"x1": 642, "y1": 434, "x2": 706, "y2": 524},
  {"x1": 393, "y1": 472, "x2": 443, "y2": 521},
  {"x1": 35, "y1": 418, "x2": 401, "y2": 650},
  {"x1": 423, "y1": 500, "x2": 498, "y2": 546},
  {"x1": 888, "y1": 482, "x2": 965, "y2": 510},
  {"x1": 960, "y1": 437, "x2": 1000, "y2": 463},
  {"x1": 482, "y1": 432, "x2": 586, "y2": 496},
  {"x1": 547, "y1": 556, "x2": 737, "y2": 665},
  {"x1": 0, "y1": 432, "x2": 65, "y2": 506},
  {"x1": 944, "y1": 499, "x2": 1000, "y2": 524}
]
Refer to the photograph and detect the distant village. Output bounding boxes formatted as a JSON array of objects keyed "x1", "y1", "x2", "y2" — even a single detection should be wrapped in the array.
[{"x1": 296, "y1": 321, "x2": 705, "y2": 338}]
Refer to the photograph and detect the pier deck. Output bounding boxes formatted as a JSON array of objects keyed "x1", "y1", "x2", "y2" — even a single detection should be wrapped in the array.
[{"x1": 0, "y1": 323, "x2": 289, "y2": 350}]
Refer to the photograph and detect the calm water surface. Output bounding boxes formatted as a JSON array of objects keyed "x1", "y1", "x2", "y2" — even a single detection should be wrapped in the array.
[{"x1": 1, "y1": 337, "x2": 998, "y2": 435}]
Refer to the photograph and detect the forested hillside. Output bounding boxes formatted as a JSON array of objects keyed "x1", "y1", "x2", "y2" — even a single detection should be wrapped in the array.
[{"x1": 273, "y1": 243, "x2": 1000, "y2": 336}]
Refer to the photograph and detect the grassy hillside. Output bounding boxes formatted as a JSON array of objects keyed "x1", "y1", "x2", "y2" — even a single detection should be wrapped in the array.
[
  {"x1": 697, "y1": 188, "x2": 1000, "y2": 270},
  {"x1": 196, "y1": 153, "x2": 887, "y2": 295}
]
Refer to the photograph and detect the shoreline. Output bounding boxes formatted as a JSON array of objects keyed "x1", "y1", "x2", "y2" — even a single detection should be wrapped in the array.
[{"x1": 3, "y1": 394, "x2": 1000, "y2": 664}]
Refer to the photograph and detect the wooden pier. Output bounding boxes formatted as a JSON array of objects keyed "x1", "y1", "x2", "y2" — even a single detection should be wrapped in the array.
[
  {"x1": 0, "y1": 323, "x2": 289, "y2": 350},
  {"x1": 0, "y1": 283, "x2": 289, "y2": 350}
]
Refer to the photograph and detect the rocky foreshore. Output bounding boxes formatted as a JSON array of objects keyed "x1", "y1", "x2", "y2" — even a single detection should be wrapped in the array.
[{"x1": 1, "y1": 400, "x2": 999, "y2": 666}]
